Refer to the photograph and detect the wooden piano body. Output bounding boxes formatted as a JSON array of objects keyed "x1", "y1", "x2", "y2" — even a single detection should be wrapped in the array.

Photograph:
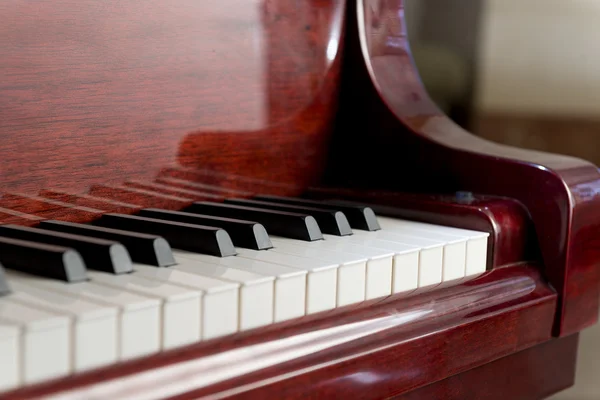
[{"x1": 1, "y1": 0, "x2": 599, "y2": 398}]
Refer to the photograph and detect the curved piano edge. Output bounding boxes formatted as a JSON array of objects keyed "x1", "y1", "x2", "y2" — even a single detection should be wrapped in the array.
[
  {"x1": 2, "y1": 265, "x2": 556, "y2": 400},
  {"x1": 305, "y1": 188, "x2": 539, "y2": 270},
  {"x1": 324, "y1": 0, "x2": 600, "y2": 336}
]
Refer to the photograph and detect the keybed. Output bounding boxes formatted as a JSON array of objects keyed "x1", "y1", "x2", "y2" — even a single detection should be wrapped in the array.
[{"x1": 0, "y1": 196, "x2": 489, "y2": 391}]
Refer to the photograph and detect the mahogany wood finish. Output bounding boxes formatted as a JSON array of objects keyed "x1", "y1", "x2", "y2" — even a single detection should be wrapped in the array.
[
  {"x1": 153, "y1": 177, "x2": 254, "y2": 198},
  {"x1": 0, "y1": 0, "x2": 597, "y2": 398},
  {"x1": 323, "y1": 0, "x2": 600, "y2": 336},
  {"x1": 2, "y1": 265, "x2": 557, "y2": 399},
  {"x1": 398, "y1": 334, "x2": 579, "y2": 400},
  {"x1": 38, "y1": 190, "x2": 142, "y2": 214},
  {"x1": 124, "y1": 181, "x2": 225, "y2": 202},
  {"x1": 89, "y1": 185, "x2": 194, "y2": 210},
  {"x1": 0, "y1": 194, "x2": 102, "y2": 222},
  {"x1": 0, "y1": 207, "x2": 43, "y2": 227}
]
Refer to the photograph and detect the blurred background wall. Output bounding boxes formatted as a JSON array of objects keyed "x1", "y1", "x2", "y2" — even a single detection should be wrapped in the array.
[
  {"x1": 407, "y1": 0, "x2": 600, "y2": 167},
  {"x1": 406, "y1": 1, "x2": 600, "y2": 399}
]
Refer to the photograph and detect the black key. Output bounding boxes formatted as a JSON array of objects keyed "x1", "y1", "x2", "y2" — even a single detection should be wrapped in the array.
[
  {"x1": 186, "y1": 202, "x2": 323, "y2": 241},
  {"x1": 254, "y1": 195, "x2": 381, "y2": 231},
  {"x1": 94, "y1": 213, "x2": 236, "y2": 257},
  {"x1": 39, "y1": 220, "x2": 175, "y2": 267},
  {"x1": 224, "y1": 198, "x2": 352, "y2": 236},
  {"x1": 0, "y1": 236, "x2": 87, "y2": 283},
  {"x1": 0, "y1": 225, "x2": 131, "y2": 275},
  {"x1": 0, "y1": 265, "x2": 10, "y2": 295},
  {"x1": 139, "y1": 209, "x2": 272, "y2": 250}
]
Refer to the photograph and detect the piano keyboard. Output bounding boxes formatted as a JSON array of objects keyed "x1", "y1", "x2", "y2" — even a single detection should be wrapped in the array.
[{"x1": 0, "y1": 197, "x2": 489, "y2": 391}]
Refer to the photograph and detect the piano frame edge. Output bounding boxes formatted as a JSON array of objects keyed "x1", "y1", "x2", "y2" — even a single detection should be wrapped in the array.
[
  {"x1": 2, "y1": 264, "x2": 558, "y2": 399},
  {"x1": 323, "y1": 0, "x2": 600, "y2": 337}
]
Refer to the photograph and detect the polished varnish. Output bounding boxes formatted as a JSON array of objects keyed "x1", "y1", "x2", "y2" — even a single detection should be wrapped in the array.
[{"x1": 0, "y1": 0, "x2": 599, "y2": 398}]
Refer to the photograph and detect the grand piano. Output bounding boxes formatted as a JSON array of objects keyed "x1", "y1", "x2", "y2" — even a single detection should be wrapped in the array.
[{"x1": 0, "y1": 0, "x2": 599, "y2": 399}]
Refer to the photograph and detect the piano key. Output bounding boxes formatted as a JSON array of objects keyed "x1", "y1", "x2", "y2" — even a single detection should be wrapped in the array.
[
  {"x1": 6, "y1": 279, "x2": 118, "y2": 372},
  {"x1": 0, "y1": 265, "x2": 10, "y2": 296},
  {"x1": 139, "y1": 208, "x2": 273, "y2": 250},
  {"x1": 265, "y1": 241, "x2": 370, "y2": 305},
  {"x1": 39, "y1": 220, "x2": 176, "y2": 267},
  {"x1": 0, "y1": 324, "x2": 19, "y2": 391},
  {"x1": 133, "y1": 264, "x2": 240, "y2": 340},
  {"x1": 173, "y1": 250, "x2": 306, "y2": 322},
  {"x1": 233, "y1": 249, "x2": 338, "y2": 314},
  {"x1": 8, "y1": 271, "x2": 161, "y2": 360},
  {"x1": 335, "y1": 233, "x2": 440, "y2": 287},
  {"x1": 270, "y1": 237, "x2": 392, "y2": 301},
  {"x1": 0, "y1": 236, "x2": 87, "y2": 283},
  {"x1": 171, "y1": 255, "x2": 275, "y2": 331},
  {"x1": 0, "y1": 299, "x2": 70, "y2": 385},
  {"x1": 274, "y1": 235, "x2": 416, "y2": 293},
  {"x1": 94, "y1": 213, "x2": 236, "y2": 257},
  {"x1": 353, "y1": 230, "x2": 467, "y2": 282},
  {"x1": 254, "y1": 195, "x2": 381, "y2": 231},
  {"x1": 0, "y1": 225, "x2": 132, "y2": 275},
  {"x1": 87, "y1": 271, "x2": 201, "y2": 349},
  {"x1": 186, "y1": 201, "x2": 323, "y2": 241},
  {"x1": 225, "y1": 198, "x2": 352, "y2": 236},
  {"x1": 377, "y1": 216, "x2": 489, "y2": 275}
]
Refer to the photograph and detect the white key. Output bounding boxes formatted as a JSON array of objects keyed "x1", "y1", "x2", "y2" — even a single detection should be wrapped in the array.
[
  {"x1": 134, "y1": 264, "x2": 239, "y2": 340},
  {"x1": 277, "y1": 235, "x2": 417, "y2": 294},
  {"x1": 171, "y1": 252, "x2": 306, "y2": 323},
  {"x1": 340, "y1": 233, "x2": 442, "y2": 287},
  {"x1": 88, "y1": 271, "x2": 201, "y2": 350},
  {"x1": 268, "y1": 239, "x2": 369, "y2": 305},
  {"x1": 354, "y1": 229, "x2": 466, "y2": 282},
  {"x1": 7, "y1": 278, "x2": 118, "y2": 372},
  {"x1": 0, "y1": 299, "x2": 70, "y2": 385},
  {"x1": 271, "y1": 237, "x2": 397, "y2": 299},
  {"x1": 234, "y1": 249, "x2": 338, "y2": 314},
  {"x1": 378, "y1": 217, "x2": 489, "y2": 276},
  {"x1": 172, "y1": 253, "x2": 275, "y2": 331},
  {"x1": 0, "y1": 324, "x2": 19, "y2": 391},
  {"x1": 8, "y1": 271, "x2": 161, "y2": 360}
]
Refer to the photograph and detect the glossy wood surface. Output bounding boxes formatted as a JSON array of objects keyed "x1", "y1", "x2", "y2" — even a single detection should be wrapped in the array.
[
  {"x1": 0, "y1": 0, "x2": 344, "y2": 194},
  {"x1": 324, "y1": 0, "x2": 600, "y2": 336},
  {"x1": 398, "y1": 334, "x2": 579, "y2": 400},
  {"x1": 0, "y1": 0, "x2": 598, "y2": 397},
  {"x1": 2, "y1": 265, "x2": 557, "y2": 399}
]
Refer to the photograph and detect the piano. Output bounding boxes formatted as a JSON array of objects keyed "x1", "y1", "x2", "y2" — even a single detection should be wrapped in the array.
[{"x1": 0, "y1": 0, "x2": 598, "y2": 399}]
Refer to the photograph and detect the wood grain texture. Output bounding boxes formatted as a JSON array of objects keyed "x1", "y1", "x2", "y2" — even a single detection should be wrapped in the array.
[
  {"x1": 88, "y1": 185, "x2": 194, "y2": 210},
  {"x1": 0, "y1": 0, "x2": 597, "y2": 397},
  {"x1": 0, "y1": 193, "x2": 102, "y2": 222},
  {"x1": 323, "y1": 0, "x2": 600, "y2": 336},
  {"x1": 1, "y1": 265, "x2": 557, "y2": 399},
  {"x1": 124, "y1": 181, "x2": 225, "y2": 202},
  {"x1": 38, "y1": 190, "x2": 142, "y2": 214},
  {"x1": 0, "y1": 0, "x2": 344, "y2": 194}
]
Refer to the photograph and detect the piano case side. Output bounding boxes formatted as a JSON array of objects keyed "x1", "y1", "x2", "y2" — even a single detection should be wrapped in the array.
[{"x1": 323, "y1": 0, "x2": 600, "y2": 337}]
